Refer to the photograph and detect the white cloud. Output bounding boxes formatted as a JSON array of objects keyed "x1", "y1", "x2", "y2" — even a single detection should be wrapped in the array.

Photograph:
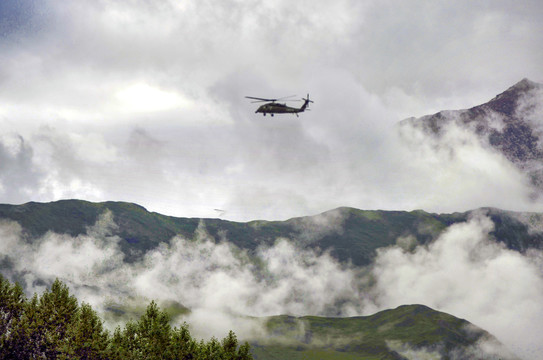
[
  {"x1": 369, "y1": 211, "x2": 543, "y2": 359},
  {"x1": 0, "y1": 214, "x2": 368, "y2": 338},
  {"x1": 2, "y1": 210, "x2": 543, "y2": 358},
  {"x1": 0, "y1": 0, "x2": 542, "y2": 220}
]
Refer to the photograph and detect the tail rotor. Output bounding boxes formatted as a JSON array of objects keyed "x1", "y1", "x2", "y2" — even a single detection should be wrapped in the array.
[{"x1": 301, "y1": 94, "x2": 314, "y2": 111}]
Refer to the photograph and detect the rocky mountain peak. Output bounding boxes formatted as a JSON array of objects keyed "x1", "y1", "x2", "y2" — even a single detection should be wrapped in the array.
[
  {"x1": 486, "y1": 78, "x2": 543, "y2": 116},
  {"x1": 401, "y1": 78, "x2": 543, "y2": 188}
]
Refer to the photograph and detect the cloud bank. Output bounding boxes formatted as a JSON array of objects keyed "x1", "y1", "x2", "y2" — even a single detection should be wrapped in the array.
[
  {"x1": 0, "y1": 212, "x2": 368, "y2": 338},
  {"x1": 1, "y1": 211, "x2": 543, "y2": 358},
  {"x1": 0, "y1": 97, "x2": 541, "y2": 222},
  {"x1": 369, "y1": 211, "x2": 543, "y2": 359}
]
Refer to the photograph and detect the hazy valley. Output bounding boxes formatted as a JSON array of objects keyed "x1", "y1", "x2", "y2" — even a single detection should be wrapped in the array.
[{"x1": 1, "y1": 199, "x2": 541, "y2": 359}]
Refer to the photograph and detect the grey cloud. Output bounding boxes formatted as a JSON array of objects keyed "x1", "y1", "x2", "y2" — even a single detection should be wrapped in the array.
[
  {"x1": 0, "y1": 0, "x2": 45, "y2": 39},
  {"x1": 351, "y1": 0, "x2": 543, "y2": 113},
  {"x1": 0, "y1": 1, "x2": 540, "y2": 222},
  {"x1": 0, "y1": 134, "x2": 43, "y2": 203},
  {"x1": 0, "y1": 0, "x2": 541, "y2": 271},
  {"x1": 1, "y1": 88, "x2": 539, "y2": 221},
  {"x1": 1, "y1": 0, "x2": 542, "y2": 116}
]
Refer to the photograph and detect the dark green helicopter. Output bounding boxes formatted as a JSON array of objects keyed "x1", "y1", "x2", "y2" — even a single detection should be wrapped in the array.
[{"x1": 245, "y1": 94, "x2": 313, "y2": 117}]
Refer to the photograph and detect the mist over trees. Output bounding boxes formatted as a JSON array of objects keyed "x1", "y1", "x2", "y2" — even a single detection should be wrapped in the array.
[{"x1": 0, "y1": 275, "x2": 252, "y2": 360}]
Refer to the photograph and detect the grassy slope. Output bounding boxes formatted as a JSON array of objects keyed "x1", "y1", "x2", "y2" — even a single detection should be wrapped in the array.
[
  {"x1": 0, "y1": 200, "x2": 526, "y2": 359},
  {"x1": 0, "y1": 200, "x2": 541, "y2": 266},
  {"x1": 251, "y1": 305, "x2": 516, "y2": 360}
]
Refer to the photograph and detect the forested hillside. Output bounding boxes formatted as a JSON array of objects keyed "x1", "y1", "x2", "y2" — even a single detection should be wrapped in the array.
[{"x1": 0, "y1": 275, "x2": 252, "y2": 359}]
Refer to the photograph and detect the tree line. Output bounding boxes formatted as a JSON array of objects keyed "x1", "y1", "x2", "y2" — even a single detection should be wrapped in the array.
[{"x1": 0, "y1": 275, "x2": 253, "y2": 359}]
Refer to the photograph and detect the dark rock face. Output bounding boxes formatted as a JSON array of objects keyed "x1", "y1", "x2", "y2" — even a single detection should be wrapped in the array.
[
  {"x1": 402, "y1": 78, "x2": 543, "y2": 182},
  {"x1": 483, "y1": 79, "x2": 543, "y2": 165}
]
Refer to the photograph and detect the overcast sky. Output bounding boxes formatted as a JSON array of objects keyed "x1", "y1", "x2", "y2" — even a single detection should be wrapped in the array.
[{"x1": 1, "y1": 0, "x2": 543, "y2": 220}]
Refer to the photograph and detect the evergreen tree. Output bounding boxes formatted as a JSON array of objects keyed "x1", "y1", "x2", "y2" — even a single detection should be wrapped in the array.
[
  {"x1": 197, "y1": 337, "x2": 220, "y2": 360},
  {"x1": 235, "y1": 342, "x2": 252, "y2": 360},
  {"x1": 60, "y1": 302, "x2": 110, "y2": 359},
  {"x1": 39, "y1": 279, "x2": 79, "y2": 339},
  {"x1": 0, "y1": 276, "x2": 254, "y2": 360},
  {"x1": 4, "y1": 294, "x2": 45, "y2": 359},
  {"x1": 39, "y1": 278, "x2": 79, "y2": 358},
  {"x1": 170, "y1": 322, "x2": 198, "y2": 360},
  {"x1": 1, "y1": 278, "x2": 78, "y2": 359},
  {"x1": 220, "y1": 330, "x2": 252, "y2": 360},
  {"x1": 222, "y1": 330, "x2": 238, "y2": 359},
  {"x1": 0, "y1": 274, "x2": 25, "y2": 344},
  {"x1": 138, "y1": 301, "x2": 172, "y2": 359},
  {"x1": 108, "y1": 325, "x2": 133, "y2": 360},
  {"x1": 118, "y1": 320, "x2": 140, "y2": 359},
  {"x1": 135, "y1": 300, "x2": 173, "y2": 359}
]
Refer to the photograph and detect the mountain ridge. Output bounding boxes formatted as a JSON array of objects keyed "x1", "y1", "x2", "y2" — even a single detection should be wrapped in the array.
[
  {"x1": 0, "y1": 199, "x2": 542, "y2": 266},
  {"x1": 0, "y1": 199, "x2": 531, "y2": 359}
]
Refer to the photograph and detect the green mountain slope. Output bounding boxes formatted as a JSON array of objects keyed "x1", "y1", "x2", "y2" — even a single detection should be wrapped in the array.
[
  {"x1": 0, "y1": 200, "x2": 541, "y2": 265},
  {"x1": 251, "y1": 304, "x2": 519, "y2": 360},
  {"x1": 0, "y1": 200, "x2": 527, "y2": 359}
]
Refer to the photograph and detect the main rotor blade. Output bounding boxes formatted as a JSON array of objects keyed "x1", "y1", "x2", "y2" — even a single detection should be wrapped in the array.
[
  {"x1": 245, "y1": 96, "x2": 277, "y2": 102},
  {"x1": 276, "y1": 94, "x2": 297, "y2": 101}
]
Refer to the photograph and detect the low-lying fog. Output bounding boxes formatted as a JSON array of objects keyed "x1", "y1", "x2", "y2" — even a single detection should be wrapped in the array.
[{"x1": 1, "y1": 210, "x2": 542, "y2": 359}]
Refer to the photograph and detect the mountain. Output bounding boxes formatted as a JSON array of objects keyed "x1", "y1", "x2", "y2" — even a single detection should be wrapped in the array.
[
  {"x1": 401, "y1": 78, "x2": 543, "y2": 186},
  {"x1": 0, "y1": 200, "x2": 528, "y2": 359},
  {"x1": 0, "y1": 200, "x2": 542, "y2": 266},
  {"x1": 1, "y1": 199, "x2": 542, "y2": 266},
  {"x1": 252, "y1": 304, "x2": 519, "y2": 360}
]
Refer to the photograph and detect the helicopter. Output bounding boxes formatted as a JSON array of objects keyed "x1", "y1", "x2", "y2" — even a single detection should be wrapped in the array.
[{"x1": 245, "y1": 94, "x2": 313, "y2": 117}]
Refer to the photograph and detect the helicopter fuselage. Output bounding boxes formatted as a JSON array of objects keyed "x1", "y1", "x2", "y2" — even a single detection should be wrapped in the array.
[
  {"x1": 246, "y1": 94, "x2": 312, "y2": 117},
  {"x1": 255, "y1": 98, "x2": 311, "y2": 117},
  {"x1": 256, "y1": 103, "x2": 300, "y2": 116}
]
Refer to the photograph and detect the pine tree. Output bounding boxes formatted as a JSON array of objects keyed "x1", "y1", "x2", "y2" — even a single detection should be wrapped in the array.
[
  {"x1": 108, "y1": 325, "x2": 133, "y2": 360},
  {"x1": 60, "y1": 302, "x2": 110, "y2": 359},
  {"x1": 136, "y1": 300, "x2": 173, "y2": 359},
  {"x1": 201, "y1": 337, "x2": 224, "y2": 360},
  {"x1": 221, "y1": 330, "x2": 253, "y2": 360},
  {"x1": 235, "y1": 342, "x2": 252, "y2": 360},
  {"x1": 171, "y1": 322, "x2": 198, "y2": 360},
  {"x1": 4, "y1": 294, "x2": 44, "y2": 359},
  {"x1": 39, "y1": 279, "x2": 79, "y2": 338},
  {"x1": 222, "y1": 330, "x2": 238, "y2": 360},
  {"x1": 38, "y1": 278, "x2": 79, "y2": 358},
  {"x1": 2, "y1": 278, "x2": 79, "y2": 359},
  {"x1": 0, "y1": 276, "x2": 254, "y2": 360},
  {"x1": 0, "y1": 275, "x2": 25, "y2": 359},
  {"x1": 0, "y1": 275, "x2": 25, "y2": 341}
]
